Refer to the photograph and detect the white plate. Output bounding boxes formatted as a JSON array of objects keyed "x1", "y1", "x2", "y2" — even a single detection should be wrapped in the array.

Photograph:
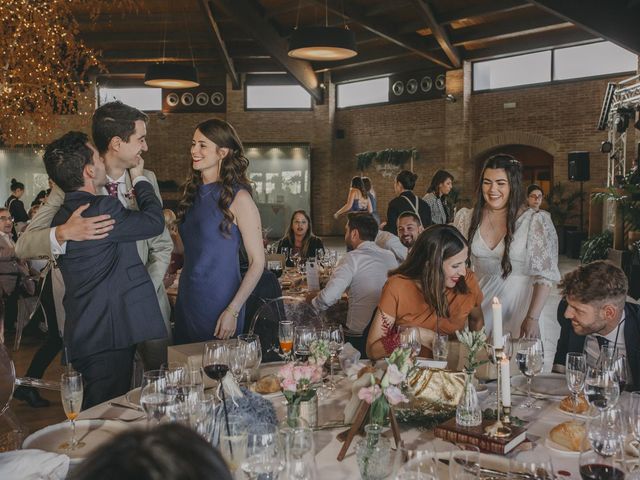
[
  {"x1": 556, "y1": 404, "x2": 598, "y2": 420},
  {"x1": 544, "y1": 436, "x2": 585, "y2": 456},
  {"x1": 124, "y1": 387, "x2": 141, "y2": 406},
  {"x1": 250, "y1": 362, "x2": 286, "y2": 398},
  {"x1": 512, "y1": 373, "x2": 569, "y2": 397},
  {"x1": 22, "y1": 419, "x2": 128, "y2": 464}
]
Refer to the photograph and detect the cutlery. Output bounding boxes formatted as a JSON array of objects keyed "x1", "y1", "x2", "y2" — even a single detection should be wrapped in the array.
[{"x1": 109, "y1": 400, "x2": 144, "y2": 412}]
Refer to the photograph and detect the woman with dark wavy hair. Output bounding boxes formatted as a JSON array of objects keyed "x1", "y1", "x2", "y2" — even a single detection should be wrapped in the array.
[
  {"x1": 423, "y1": 169, "x2": 454, "y2": 224},
  {"x1": 366, "y1": 225, "x2": 484, "y2": 360},
  {"x1": 333, "y1": 176, "x2": 371, "y2": 218},
  {"x1": 175, "y1": 119, "x2": 265, "y2": 343},
  {"x1": 276, "y1": 210, "x2": 324, "y2": 260},
  {"x1": 453, "y1": 154, "x2": 560, "y2": 339}
]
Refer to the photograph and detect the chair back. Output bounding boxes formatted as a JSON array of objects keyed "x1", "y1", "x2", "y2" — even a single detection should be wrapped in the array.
[{"x1": 0, "y1": 343, "x2": 15, "y2": 417}]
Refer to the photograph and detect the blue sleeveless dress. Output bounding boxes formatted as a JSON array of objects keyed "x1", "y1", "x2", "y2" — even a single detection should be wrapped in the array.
[{"x1": 175, "y1": 182, "x2": 244, "y2": 344}]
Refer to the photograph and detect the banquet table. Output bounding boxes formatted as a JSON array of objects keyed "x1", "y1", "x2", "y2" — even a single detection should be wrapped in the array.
[{"x1": 74, "y1": 366, "x2": 594, "y2": 479}]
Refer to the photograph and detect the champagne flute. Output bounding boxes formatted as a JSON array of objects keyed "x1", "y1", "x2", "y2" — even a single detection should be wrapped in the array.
[
  {"x1": 238, "y1": 333, "x2": 262, "y2": 383},
  {"x1": 279, "y1": 320, "x2": 294, "y2": 360},
  {"x1": 585, "y1": 365, "x2": 620, "y2": 412},
  {"x1": 516, "y1": 337, "x2": 544, "y2": 408},
  {"x1": 398, "y1": 326, "x2": 421, "y2": 358},
  {"x1": 241, "y1": 423, "x2": 285, "y2": 480},
  {"x1": 60, "y1": 371, "x2": 84, "y2": 451},
  {"x1": 566, "y1": 352, "x2": 587, "y2": 421},
  {"x1": 228, "y1": 340, "x2": 248, "y2": 383},
  {"x1": 140, "y1": 370, "x2": 172, "y2": 426},
  {"x1": 327, "y1": 324, "x2": 344, "y2": 391}
]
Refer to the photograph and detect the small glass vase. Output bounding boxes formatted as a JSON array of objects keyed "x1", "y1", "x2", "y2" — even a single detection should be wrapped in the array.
[
  {"x1": 355, "y1": 424, "x2": 392, "y2": 480},
  {"x1": 456, "y1": 370, "x2": 482, "y2": 427},
  {"x1": 285, "y1": 394, "x2": 318, "y2": 428}
]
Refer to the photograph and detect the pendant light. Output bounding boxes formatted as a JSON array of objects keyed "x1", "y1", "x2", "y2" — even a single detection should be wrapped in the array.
[
  {"x1": 144, "y1": 1, "x2": 199, "y2": 88},
  {"x1": 288, "y1": 0, "x2": 357, "y2": 61}
]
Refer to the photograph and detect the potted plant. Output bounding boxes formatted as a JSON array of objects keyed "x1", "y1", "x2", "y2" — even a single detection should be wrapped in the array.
[
  {"x1": 592, "y1": 174, "x2": 640, "y2": 249},
  {"x1": 546, "y1": 182, "x2": 582, "y2": 254}
]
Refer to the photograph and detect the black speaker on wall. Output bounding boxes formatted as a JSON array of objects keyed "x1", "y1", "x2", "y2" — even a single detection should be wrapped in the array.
[{"x1": 568, "y1": 151, "x2": 590, "y2": 182}]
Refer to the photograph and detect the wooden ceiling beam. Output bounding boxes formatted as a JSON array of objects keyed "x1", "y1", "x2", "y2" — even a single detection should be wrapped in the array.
[
  {"x1": 265, "y1": 0, "x2": 316, "y2": 19},
  {"x1": 410, "y1": 0, "x2": 461, "y2": 67},
  {"x1": 199, "y1": 0, "x2": 240, "y2": 89},
  {"x1": 464, "y1": 27, "x2": 597, "y2": 60},
  {"x1": 315, "y1": 46, "x2": 414, "y2": 72},
  {"x1": 80, "y1": 31, "x2": 213, "y2": 44},
  {"x1": 308, "y1": 0, "x2": 452, "y2": 68},
  {"x1": 527, "y1": 0, "x2": 640, "y2": 55},
  {"x1": 451, "y1": 15, "x2": 572, "y2": 46},
  {"x1": 331, "y1": 55, "x2": 436, "y2": 83},
  {"x1": 213, "y1": 0, "x2": 323, "y2": 102},
  {"x1": 439, "y1": 0, "x2": 531, "y2": 25},
  {"x1": 364, "y1": 1, "x2": 411, "y2": 17}
]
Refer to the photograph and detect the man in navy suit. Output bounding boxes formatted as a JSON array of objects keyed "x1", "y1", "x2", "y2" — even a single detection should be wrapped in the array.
[{"x1": 44, "y1": 131, "x2": 167, "y2": 408}]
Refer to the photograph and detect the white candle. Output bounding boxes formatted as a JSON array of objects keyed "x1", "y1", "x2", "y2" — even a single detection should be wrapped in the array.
[
  {"x1": 492, "y1": 297, "x2": 503, "y2": 348},
  {"x1": 501, "y1": 356, "x2": 511, "y2": 407}
]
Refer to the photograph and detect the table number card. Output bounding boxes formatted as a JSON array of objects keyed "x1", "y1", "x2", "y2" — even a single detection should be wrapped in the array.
[{"x1": 306, "y1": 260, "x2": 320, "y2": 291}]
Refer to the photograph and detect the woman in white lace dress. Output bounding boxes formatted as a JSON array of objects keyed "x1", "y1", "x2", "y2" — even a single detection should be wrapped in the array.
[{"x1": 453, "y1": 154, "x2": 560, "y2": 338}]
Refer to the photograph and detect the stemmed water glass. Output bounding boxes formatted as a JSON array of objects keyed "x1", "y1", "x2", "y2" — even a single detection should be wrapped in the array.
[
  {"x1": 219, "y1": 414, "x2": 248, "y2": 475},
  {"x1": 516, "y1": 337, "x2": 544, "y2": 408},
  {"x1": 228, "y1": 339, "x2": 248, "y2": 383},
  {"x1": 398, "y1": 326, "x2": 421, "y2": 358},
  {"x1": 238, "y1": 333, "x2": 262, "y2": 383},
  {"x1": 241, "y1": 423, "x2": 286, "y2": 480},
  {"x1": 140, "y1": 370, "x2": 173, "y2": 426},
  {"x1": 160, "y1": 361, "x2": 187, "y2": 387},
  {"x1": 294, "y1": 326, "x2": 315, "y2": 362},
  {"x1": 327, "y1": 324, "x2": 344, "y2": 391},
  {"x1": 432, "y1": 333, "x2": 449, "y2": 362},
  {"x1": 279, "y1": 320, "x2": 294, "y2": 360},
  {"x1": 566, "y1": 352, "x2": 587, "y2": 421},
  {"x1": 585, "y1": 365, "x2": 620, "y2": 412},
  {"x1": 60, "y1": 371, "x2": 84, "y2": 451},
  {"x1": 508, "y1": 451, "x2": 555, "y2": 479},
  {"x1": 629, "y1": 392, "x2": 640, "y2": 478}
]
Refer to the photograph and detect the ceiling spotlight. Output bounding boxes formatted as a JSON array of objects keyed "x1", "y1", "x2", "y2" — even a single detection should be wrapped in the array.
[
  {"x1": 600, "y1": 140, "x2": 613, "y2": 154},
  {"x1": 613, "y1": 107, "x2": 635, "y2": 133}
]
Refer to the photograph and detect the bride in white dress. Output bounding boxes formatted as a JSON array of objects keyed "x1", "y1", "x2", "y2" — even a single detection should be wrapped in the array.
[{"x1": 454, "y1": 154, "x2": 560, "y2": 338}]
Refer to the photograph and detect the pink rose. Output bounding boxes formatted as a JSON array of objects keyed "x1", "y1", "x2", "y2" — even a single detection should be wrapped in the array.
[
  {"x1": 358, "y1": 385, "x2": 382, "y2": 404},
  {"x1": 384, "y1": 385, "x2": 408, "y2": 406},
  {"x1": 385, "y1": 364, "x2": 405, "y2": 386},
  {"x1": 278, "y1": 363, "x2": 294, "y2": 381},
  {"x1": 310, "y1": 365, "x2": 323, "y2": 383},
  {"x1": 282, "y1": 378, "x2": 297, "y2": 393}
]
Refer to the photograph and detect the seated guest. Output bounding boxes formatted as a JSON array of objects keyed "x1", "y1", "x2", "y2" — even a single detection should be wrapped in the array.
[
  {"x1": 552, "y1": 261, "x2": 640, "y2": 389},
  {"x1": 367, "y1": 225, "x2": 484, "y2": 360},
  {"x1": 71, "y1": 424, "x2": 233, "y2": 480},
  {"x1": 397, "y1": 211, "x2": 424, "y2": 250},
  {"x1": 307, "y1": 213, "x2": 397, "y2": 355},
  {"x1": 276, "y1": 210, "x2": 324, "y2": 263},
  {"x1": 44, "y1": 131, "x2": 167, "y2": 408},
  {"x1": 383, "y1": 170, "x2": 432, "y2": 236},
  {"x1": 375, "y1": 229, "x2": 407, "y2": 264}
]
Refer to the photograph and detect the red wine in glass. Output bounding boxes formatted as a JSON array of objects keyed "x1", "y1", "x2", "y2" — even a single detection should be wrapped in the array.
[
  {"x1": 579, "y1": 464, "x2": 624, "y2": 480},
  {"x1": 203, "y1": 364, "x2": 229, "y2": 381}
]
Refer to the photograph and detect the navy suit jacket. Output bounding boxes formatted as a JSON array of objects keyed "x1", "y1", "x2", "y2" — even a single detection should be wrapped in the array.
[
  {"x1": 554, "y1": 299, "x2": 640, "y2": 390},
  {"x1": 52, "y1": 180, "x2": 167, "y2": 361}
]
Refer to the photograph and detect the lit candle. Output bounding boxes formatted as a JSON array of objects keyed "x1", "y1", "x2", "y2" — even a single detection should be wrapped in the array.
[
  {"x1": 501, "y1": 356, "x2": 511, "y2": 407},
  {"x1": 492, "y1": 297, "x2": 503, "y2": 348}
]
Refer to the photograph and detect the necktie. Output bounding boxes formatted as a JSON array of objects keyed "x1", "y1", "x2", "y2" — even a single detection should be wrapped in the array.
[
  {"x1": 105, "y1": 182, "x2": 120, "y2": 198},
  {"x1": 596, "y1": 336, "x2": 609, "y2": 348}
]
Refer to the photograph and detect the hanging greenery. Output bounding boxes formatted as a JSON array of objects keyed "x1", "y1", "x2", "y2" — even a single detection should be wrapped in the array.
[{"x1": 355, "y1": 148, "x2": 417, "y2": 171}]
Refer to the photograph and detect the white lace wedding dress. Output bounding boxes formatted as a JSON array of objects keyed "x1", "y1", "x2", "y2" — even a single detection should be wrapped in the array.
[{"x1": 453, "y1": 208, "x2": 561, "y2": 337}]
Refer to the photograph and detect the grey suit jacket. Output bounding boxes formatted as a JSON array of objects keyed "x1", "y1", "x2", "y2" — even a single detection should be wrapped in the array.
[{"x1": 15, "y1": 170, "x2": 173, "y2": 329}]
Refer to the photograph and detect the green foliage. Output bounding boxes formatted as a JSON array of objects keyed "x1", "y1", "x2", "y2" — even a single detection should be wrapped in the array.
[
  {"x1": 579, "y1": 230, "x2": 613, "y2": 264},
  {"x1": 356, "y1": 148, "x2": 417, "y2": 171},
  {"x1": 546, "y1": 182, "x2": 582, "y2": 226},
  {"x1": 592, "y1": 182, "x2": 640, "y2": 231}
]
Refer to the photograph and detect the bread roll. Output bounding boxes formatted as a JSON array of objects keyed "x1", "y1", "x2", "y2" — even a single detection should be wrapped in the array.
[
  {"x1": 550, "y1": 421, "x2": 588, "y2": 452},
  {"x1": 559, "y1": 394, "x2": 589, "y2": 414},
  {"x1": 255, "y1": 374, "x2": 281, "y2": 394}
]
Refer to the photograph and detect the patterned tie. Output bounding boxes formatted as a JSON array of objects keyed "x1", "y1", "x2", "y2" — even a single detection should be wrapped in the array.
[{"x1": 105, "y1": 182, "x2": 120, "y2": 198}]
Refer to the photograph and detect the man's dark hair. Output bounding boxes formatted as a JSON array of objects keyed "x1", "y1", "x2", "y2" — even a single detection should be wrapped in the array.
[
  {"x1": 397, "y1": 211, "x2": 422, "y2": 226},
  {"x1": 70, "y1": 424, "x2": 233, "y2": 480},
  {"x1": 92, "y1": 101, "x2": 148, "y2": 155},
  {"x1": 43, "y1": 131, "x2": 94, "y2": 193},
  {"x1": 560, "y1": 260, "x2": 627, "y2": 309},
  {"x1": 347, "y1": 212, "x2": 378, "y2": 241}
]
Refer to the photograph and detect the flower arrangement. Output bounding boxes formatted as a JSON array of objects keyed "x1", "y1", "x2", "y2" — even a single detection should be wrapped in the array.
[
  {"x1": 357, "y1": 347, "x2": 412, "y2": 425},
  {"x1": 277, "y1": 362, "x2": 322, "y2": 405},
  {"x1": 455, "y1": 326, "x2": 488, "y2": 373},
  {"x1": 309, "y1": 338, "x2": 330, "y2": 365}
]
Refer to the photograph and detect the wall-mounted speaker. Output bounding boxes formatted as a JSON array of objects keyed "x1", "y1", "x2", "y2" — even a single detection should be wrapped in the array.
[
  {"x1": 162, "y1": 86, "x2": 226, "y2": 113},
  {"x1": 336, "y1": 129, "x2": 345, "y2": 139},
  {"x1": 388, "y1": 69, "x2": 446, "y2": 104},
  {"x1": 568, "y1": 151, "x2": 590, "y2": 182}
]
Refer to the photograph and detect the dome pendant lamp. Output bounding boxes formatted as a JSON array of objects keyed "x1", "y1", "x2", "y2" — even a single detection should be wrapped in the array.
[
  {"x1": 287, "y1": 0, "x2": 357, "y2": 61},
  {"x1": 144, "y1": 63, "x2": 199, "y2": 88}
]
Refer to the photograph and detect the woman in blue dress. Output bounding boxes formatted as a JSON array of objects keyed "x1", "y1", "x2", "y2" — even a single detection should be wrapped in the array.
[
  {"x1": 333, "y1": 176, "x2": 371, "y2": 219},
  {"x1": 175, "y1": 119, "x2": 265, "y2": 343}
]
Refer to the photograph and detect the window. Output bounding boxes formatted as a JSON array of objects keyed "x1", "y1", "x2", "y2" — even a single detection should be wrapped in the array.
[
  {"x1": 98, "y1": 87, "x2": 162, "y2": 111},
  {"x1": 245, "y1": 85, "x2": 312, "y2": 109},
  {"x1": 337, "y1": 77, "x2": 389, "y2": 108},
  {"x1": 473, "y1": 51, "x2": 551, "y2": 91},
  {"x1": 0, "y1": 147, "x2": 48, "y2": 207},
  {"x1": 554, "y1": 41, "x2": 637, "y2": 80}
]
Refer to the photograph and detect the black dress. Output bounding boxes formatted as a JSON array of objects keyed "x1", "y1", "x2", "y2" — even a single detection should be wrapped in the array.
[
  {"x1": 276, "y1": 236, "x2": 325, "y2": 260},
  {"x1": 5, "y1": 195, "x2": 28, "y2": 223}
]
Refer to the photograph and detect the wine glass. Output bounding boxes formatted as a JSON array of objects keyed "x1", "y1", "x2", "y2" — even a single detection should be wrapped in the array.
[
  {"x1": 160, "y1": 361, "x2": 187, "y2": 387},
  {"x1": 60, "y1": 371, "x2": 84, "y2": 451},
  {"x1": 280, "y1": 426, "x2": 317, "y2": 480},
  {"x1": 189, "y1": 392, "x2": 216, "y2": 443},
  {"x1": 219, "y1": 414, "x2": 248, "y2": 474},
  {"x1": 327, "y1": 324, "x2": 344, "y2": 391},
  {"x1": 238, "y1": 334, "x2": 262, "y2": 383},
  {"x1": 509, "y1": 451, "x2": 555, "y2": 479},
  {"x1": 279, "y1": 320, "x2": 294, "y2": 360},
  {"x1": 398, "y1": 326, "x2": 421, "y2": 358},
  {"x1": 630, "y1": 392, "x2": 640, "y2": 442},
  {"x1": 585, "y1": 365, "x2": 620, "y2": 412},
  {"x1": 449, "y1": 443, "x2": 480, "y2": 480},
  {"x1": 140, "y1": 370, "x2": 173, "y2": 426},
  {"x1": 228, "y1": 340, "x2": 248, "y2": 383},
  {"x1": 580, "y1": 408, "x2": 627, "y2": 479},
  {"x1": 395, "y1": 446, "x2": 438, "y2": 480},
  {"x1": 432, "y1": 333, "x2": 449, "y2": 362},
  {"x1": 202, "y1": 341, "x2": 229, "y2": 383},
  {"x1": 516, "y1": 337, "x2": 544, "y2": 408},
  {"x1": 566, "y1": 352, "x2": 587, "y2": 421},
  {"x1": 241, "y1": 423, "x2": 285, "y2": 480},
  {"x1": 612, "y1": 353, "x2": 628, "y2": 393},
  {"x1": 294, "y1": 326, "x2": 314, "y2": 362}
]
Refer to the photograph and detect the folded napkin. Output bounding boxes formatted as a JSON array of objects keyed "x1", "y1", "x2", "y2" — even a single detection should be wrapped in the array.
[
  {"x1": 0, "y1": 449, "x2": 69, "y2": 480},
  {"x1": 626, "y1": 436, "x2": 640, "y2": 457},
  {"x1": 338, "y1": 342, "x2": 361, "y2": 373}
]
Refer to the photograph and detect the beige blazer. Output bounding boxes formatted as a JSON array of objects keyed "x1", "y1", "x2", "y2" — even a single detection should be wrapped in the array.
[{"x1": 15, "y1": 170, "x2": 173, "y2": 331}]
